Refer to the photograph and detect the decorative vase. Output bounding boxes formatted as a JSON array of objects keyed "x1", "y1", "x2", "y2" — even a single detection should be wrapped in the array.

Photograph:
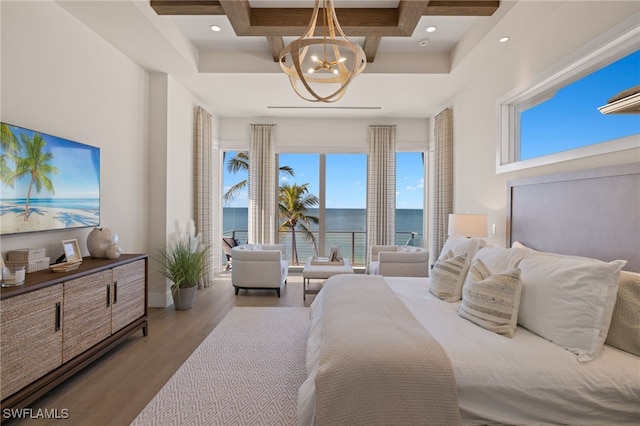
[
  {"x1": 105, "y1": 244, "x2": 122, "y2": 259},
  {"x1": 87, "y1": 227, "x2": 119, "y2": 258},
  {"x1": 173, "y1": 286, "x2": 196, "y2": 310}
]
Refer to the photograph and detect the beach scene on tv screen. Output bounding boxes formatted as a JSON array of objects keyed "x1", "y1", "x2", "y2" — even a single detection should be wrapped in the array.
[{"x1": 0, "y1": 123, "x2": 100, "y2": 235}]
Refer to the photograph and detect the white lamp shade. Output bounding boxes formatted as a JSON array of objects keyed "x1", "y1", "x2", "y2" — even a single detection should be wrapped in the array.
[{"x1": 448, "y1": 214, "x2": 488, "y2": 237}]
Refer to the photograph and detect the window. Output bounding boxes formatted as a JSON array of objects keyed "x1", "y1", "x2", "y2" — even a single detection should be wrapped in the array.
[
  {"x1": 325, "y1": 154, "x2": 367, "y2": 263},
  {"x1": 278, "y1": 154, "x2": 368, "y2": 265},
  {"x1": 498, "y1": 30, "x2": 639, "y2": 172},
  {"x1": 278, "y1": 153, "x2": 320, "y2": 264},
  {"x1": 396, "y1": 152, "x2": 425, "y2": 247},
  {"x1": 222, "y1": 150, "x2": 249, "y2": 246},
  {"x1": 224, "y1": 149, "x2": 427, "y2": 267}
]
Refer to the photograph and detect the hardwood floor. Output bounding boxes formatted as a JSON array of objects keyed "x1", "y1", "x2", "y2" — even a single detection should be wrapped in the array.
[{"x1": 4, "y1": 271, "x2": 311, "y2": 426}]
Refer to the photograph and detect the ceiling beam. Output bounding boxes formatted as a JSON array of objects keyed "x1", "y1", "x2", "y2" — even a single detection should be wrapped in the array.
[
  {"x1": 363, "y1": 36, "x2": 382, "y2": 63},
  {"x1": 149, "y1": 0, "x2": 224, "y2": 15},
  {"x1": 219, "y1": 0, "x2": 251, "y2": 34},
  {"x1": 243, "y1": 8, "x2": 403, "y2": 37},
  {"x1": 149, "y1": 0, "x2": 501, "y2": 63},
  {"x1": 424, "y1": 1, "x2": 500, "y2": 16},
  {"x1": 397, "y1": 1, "x2": 429, "y2": 36},
  {"x1": 150, "y1": 1, "x2": 500, "y2": 21},
  {"x1": 267, "y1": 36, "x2": 285, "y2": 62}
]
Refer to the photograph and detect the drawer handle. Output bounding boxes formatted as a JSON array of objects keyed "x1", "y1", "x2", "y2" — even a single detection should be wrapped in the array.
[
  {"x1": 106, "y1": 284, "x2": 111, "y2": 307},
  {"x1": 114, "y1": 281, "x2": 118, "y2": 304},
  {"x1": 55, "y1": 302, "x2": 61, "y2": 332}
]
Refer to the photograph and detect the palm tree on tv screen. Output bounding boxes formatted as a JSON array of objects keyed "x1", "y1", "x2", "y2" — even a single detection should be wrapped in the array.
[
  {"x1": 0, "y1": 124, "x2": 19, "y2": 184},
  {"x1": 7, "y1": 133, "x2": 59, "y2": 220},
  {"x1": 223, "y1": 151, "x2": 294, "y2": 205},
  {"x1": 279, "y1": 183, "x2": 319, "y2": 265}
]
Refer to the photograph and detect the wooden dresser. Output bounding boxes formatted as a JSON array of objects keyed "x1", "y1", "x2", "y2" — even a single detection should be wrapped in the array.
[{"x1": 0, "y1": 254, "x2": 148, "y2": 412}]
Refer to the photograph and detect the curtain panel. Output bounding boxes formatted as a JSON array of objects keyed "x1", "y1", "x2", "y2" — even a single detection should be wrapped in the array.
[
  {"x1": 193, "y1": 106, "x2": 217, "y2": 287},
  {"x1": 432, "y1": 108, "x2": 453, "y2": 259},
  {"x1": 366, "y1": 125, "x2": 397, "y2": 266},
  {"x1": 248, "y1": 124, "x2": 277, "y2": 244}
]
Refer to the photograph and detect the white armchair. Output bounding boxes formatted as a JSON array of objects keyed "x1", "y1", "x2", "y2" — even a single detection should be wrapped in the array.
[
  {"x1": 231, "y1": 244, "x2": 289, "y2": 297},
  {"x1": 368, "y1": 245, "x2": 429, "y2": 277}
]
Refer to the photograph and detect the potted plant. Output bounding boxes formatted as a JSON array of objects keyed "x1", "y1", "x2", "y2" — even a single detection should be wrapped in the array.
[{"x1": 158, "y1": 220, "x2": 208, "y2": 310}]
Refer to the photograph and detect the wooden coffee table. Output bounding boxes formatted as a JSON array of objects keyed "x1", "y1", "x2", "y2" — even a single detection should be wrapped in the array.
[{"x1": 302, "y1": 257, "x2": 354, "y2": 300}]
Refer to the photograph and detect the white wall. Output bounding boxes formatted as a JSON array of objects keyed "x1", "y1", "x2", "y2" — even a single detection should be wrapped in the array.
[
  {"x1": 450, "y1": 1, "x2": 640, "y2": 247},
  {"x1": 0, "y1": 1, "x2": 148, "y2": 259},
  {"x1": 147, "y1": 73, "x2": 203, "y2": 306},
  {"x1": 219, "y1": 117, "x2": 430, "y2": 153}
]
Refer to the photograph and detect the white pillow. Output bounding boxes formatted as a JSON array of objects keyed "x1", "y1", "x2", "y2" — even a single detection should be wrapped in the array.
[
  {"x1": 468, "y1": 246, "x2": 524, "y2": 274},
  {"x1": 429, "y1": 251, "x2": 469, "y2": 302},
  {"x1": 458, "y1": 259, "x2": 522, "y2": 338},
  {"x1": 439, "y1": 236, "x2": 486, "y2": 261},
  {"x1": 517, "y1": 250, "x2": 626, "y2": 362}
]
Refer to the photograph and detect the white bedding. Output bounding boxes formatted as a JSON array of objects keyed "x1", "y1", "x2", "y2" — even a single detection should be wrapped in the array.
[{"x1": 299, "y1": 276, "x2": 640, "y2": 425}]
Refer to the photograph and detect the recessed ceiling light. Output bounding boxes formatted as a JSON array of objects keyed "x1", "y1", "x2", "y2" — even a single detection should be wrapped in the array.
[
  {"x1": 418, "y1": 38, "x2": 430, "y2": 47},
  {"x1": 210, "y1": 25, "x2": 221, "y2": 32},
  {"x1": 499, "y1": 36, "x2": 510, "y2": 43},
  {"x1": 426, "y1": 26, "x2": 437, "y2": 33}
]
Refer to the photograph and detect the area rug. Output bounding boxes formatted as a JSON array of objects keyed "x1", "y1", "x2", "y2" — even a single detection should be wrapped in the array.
[{"x1": 131, "y1": 307, "x2": 310, "y2": 426}]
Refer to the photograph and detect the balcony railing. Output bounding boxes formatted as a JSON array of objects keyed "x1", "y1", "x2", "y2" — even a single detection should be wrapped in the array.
[{"x1": 223, "y1": 230, "x2": 423, "y2": 266}]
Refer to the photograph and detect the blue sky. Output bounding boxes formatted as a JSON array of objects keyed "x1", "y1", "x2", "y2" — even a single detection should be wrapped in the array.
[
  {"x1": 521, "y1": 49, "x2": 640, "y2": 160},
  {"x1": 223, "y1": 152, "x2": 425, "y2": 209},
  {"x1": 1, "y1": 124, "x2": 100, "y2": 199}
]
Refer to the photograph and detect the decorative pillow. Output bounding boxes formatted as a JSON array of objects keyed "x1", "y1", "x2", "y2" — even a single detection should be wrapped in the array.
[
  {"x1": 429, "y1": 251, "x2": 469, "y2": 302},
  {"x1": 517, "y1": 250, "x2": 626, "y2": 362},
  {"x1": 458, "y1": 259, "x2": 522, "y2": 338},
  {"x1": 605, "y1": 271, "x2": 640, "y2": 356},
  {"x1": 438, "y1": 236, "x2": 486, "y2": 262},
  {"x1": 462, "y1": 247, "x2": 523, "y2": 293}
]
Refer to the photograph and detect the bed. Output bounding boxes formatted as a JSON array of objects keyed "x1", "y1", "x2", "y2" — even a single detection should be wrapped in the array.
[{"x1": 297, "y1": 163, "x2": 640, "y2": 425}]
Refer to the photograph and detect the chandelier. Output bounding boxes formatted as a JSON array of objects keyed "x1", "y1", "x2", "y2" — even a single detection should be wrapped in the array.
[{"x1": 279, "y1": 0, "x2": 366, "y2": 103}]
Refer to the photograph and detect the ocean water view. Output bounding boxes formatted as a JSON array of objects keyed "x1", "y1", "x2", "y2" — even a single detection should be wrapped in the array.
[{"x1": 224, "y1": 207, "x2": 424, "y2": 265}]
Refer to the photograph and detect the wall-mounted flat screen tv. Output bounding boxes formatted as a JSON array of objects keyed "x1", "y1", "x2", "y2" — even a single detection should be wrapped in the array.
[{"x1": 0, "y1": 122, "x2": 100, "y2": 235}]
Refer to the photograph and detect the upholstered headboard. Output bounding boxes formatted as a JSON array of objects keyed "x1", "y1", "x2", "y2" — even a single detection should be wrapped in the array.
[{"x1": 507, "y1": 163, "x2": 640, "y2": 272}]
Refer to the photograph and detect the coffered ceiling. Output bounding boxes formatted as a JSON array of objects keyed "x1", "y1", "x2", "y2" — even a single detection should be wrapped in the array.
[
  {"x1": 57, "y1": 0, "x2": 528, "y2": 119},
  {"x1": 150, "y1": 1, "x2": 499, "y2": 62}
]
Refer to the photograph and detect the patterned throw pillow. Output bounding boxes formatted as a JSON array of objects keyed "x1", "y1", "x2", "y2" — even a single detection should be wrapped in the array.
[
  {"x1": 605, "y1": 271, "x2": 640, "y2": 356},
  {"x1": 429, "y1": 251, "x2": 469, "y2": 302},
  {"x1": 458, "y1": 259, "x2": 522, "y2": 338}
]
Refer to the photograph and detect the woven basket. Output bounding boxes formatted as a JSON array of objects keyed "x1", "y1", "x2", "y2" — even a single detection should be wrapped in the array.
[
  {"x1": 6, "y1": 248, "x2": 46, "y2": 262},
  {"x1": 5, "y1": 257, "x2": 51, "y2": 273}
]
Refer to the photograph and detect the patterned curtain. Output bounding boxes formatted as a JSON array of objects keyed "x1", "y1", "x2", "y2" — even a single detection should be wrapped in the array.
[
  {"x1": 432, "y1": 108, "x2": 453, "y2": 259},
  {"x1": 193, "y1": 106, "x2": 218, "y2": 287},
  {"x1": 366, "y1": 125, "x2": 396, "y2": 265},
  {"x1": 248, "y1": 124, "x2": 277, "y2": 244}
]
